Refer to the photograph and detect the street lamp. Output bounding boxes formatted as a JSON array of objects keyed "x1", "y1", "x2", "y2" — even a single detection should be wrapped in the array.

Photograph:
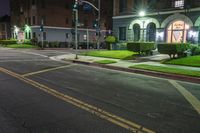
[
  {"x1": 73, "y1": 0, "x2": 101, "y2": 52},
  {"x1": 139, "y1": 11, "x2": 146, "y2": 41},
  {"x1": 139, "y1": 11, "x2": 145, "y2": 17}
]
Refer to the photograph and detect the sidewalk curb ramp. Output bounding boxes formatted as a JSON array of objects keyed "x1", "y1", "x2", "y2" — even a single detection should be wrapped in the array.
[{"x1": 72, "y1": 60, "x2": 200, "y2": 84}]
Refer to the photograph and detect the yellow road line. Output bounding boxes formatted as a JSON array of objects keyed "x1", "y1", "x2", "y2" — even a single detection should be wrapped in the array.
[
  {"x1": 22, "y1": 64, "x2": 76, "y2": 77},
  {"x1": 169, "y1": 80, "x2": 200, "y2": 115},
  {"x1": 0, "y1": 67, "x2": 155, "y2": 133}
]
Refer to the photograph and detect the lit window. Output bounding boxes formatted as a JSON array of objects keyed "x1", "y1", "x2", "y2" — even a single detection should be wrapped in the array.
[{"x1": 174, "y1": 0, "x2": 184, "y2": 8}]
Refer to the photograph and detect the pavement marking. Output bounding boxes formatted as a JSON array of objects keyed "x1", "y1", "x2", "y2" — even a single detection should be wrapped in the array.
[
  {"x1": 18, "y1": 51, "x2": 49, "y2": 58},
  {"x1": 22, "y1": 64, "x2": 76, "y2": 77},
  {"x1": 169, "y1": 80, "x2": 200, "y2": 115},
  {"x1": 0, "y1": 67, "x2": 155, "y2": 133}
]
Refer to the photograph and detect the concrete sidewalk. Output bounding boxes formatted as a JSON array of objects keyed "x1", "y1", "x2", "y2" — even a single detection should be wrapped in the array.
[{"x1": 51, "y1": 53, "x2": 200, "y2": 72}]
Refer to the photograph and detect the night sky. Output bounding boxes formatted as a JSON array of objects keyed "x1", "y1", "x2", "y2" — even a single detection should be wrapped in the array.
[{"x1": 0, "y1": 0, "x2": 10, "y2": 16}]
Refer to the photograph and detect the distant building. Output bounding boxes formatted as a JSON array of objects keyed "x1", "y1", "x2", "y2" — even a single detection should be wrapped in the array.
[
  {"x1": 10, "y1": 0, "x2": 113, "y2": 46},
  {"x1": 0, "y1": 15, "x2": 11, "y2": 39},
  {"x1": 113, "y1": 0, "x2": 200, "y2": 44}
]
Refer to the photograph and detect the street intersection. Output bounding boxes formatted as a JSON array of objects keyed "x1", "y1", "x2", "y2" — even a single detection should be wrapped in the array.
[{"x1": 0, "y1": 48, "x2": 200, "y2": 133}]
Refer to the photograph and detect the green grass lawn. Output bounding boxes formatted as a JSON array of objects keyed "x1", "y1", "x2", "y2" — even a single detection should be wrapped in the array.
[
  {"x1": 164, "y1": 55, "x2": 200, "y2": 67},
  {"x1": 81, "y1": 50, "x2": 137, "y2": 60},
  {"x1": 130, "y1": 64, "x2": 200, "y2": 77},
  {"x1": 94, "y1": 60, "x2": 117, "y2": 64},
  {"x1": 6, "y1": 44, "x2": 38, "y2": 49}
]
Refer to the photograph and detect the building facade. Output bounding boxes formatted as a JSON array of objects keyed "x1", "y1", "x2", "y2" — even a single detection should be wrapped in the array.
[
  {"x1": 0, "y1": 15, "x2": 11, "y2": 39},
  {"x1": 10, "y1": 0, "x2": 113, "y2": 46},
  {"x1": 113, "y1": 0, "x2": 200, "y2": 44}
]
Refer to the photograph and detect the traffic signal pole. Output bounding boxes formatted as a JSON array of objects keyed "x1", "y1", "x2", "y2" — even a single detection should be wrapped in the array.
[
  {"x1": 40, "y1": 19, "x2": 44, "y2": 49},
  {"x1": 97, "y1": 0, "x2": 100, "y2": 50},
  {"x1": 80, "y1": 0, "x2": 101, "y2": 50},
  {"x1": 73, "y1": 0, "x2": 79, "y2": 59},
  {"x1": 75, "y1": 8, "x2": 78, "y2": 59}
]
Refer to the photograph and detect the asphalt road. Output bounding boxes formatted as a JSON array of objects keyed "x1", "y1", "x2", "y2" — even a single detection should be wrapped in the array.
[{"x1": 0, "y1": 48, "x2": 200, "y2": 133}]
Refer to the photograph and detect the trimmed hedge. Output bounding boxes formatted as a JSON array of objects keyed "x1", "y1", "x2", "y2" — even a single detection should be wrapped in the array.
[
  {"x1": 127, "y1": 42, "x2": 155, "y2": 55},
  {"x1": 157, "y1": 43, "x2": 189, "y2": 58},
  {"x1": 0, "y1": 39, "x2": 18, "y2": 45},
  {"x1": 190, "y1": 45, "x2": 200, "y2": 56}
]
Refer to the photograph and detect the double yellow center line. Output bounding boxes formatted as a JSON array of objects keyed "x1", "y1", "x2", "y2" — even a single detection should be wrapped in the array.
[{"x1": 0, "y1": 67, "x2": 155, "y2": 133}]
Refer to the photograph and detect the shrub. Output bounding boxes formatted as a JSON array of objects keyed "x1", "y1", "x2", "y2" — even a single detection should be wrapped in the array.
[
  {"x1": 105, "y1": 36, "x2": 117, "y2": 50},
  {"x1": 37, "y1": 41, "x2": 49, "y2": 48},
  {"x1": 49, "y1": 41, "x2": 60, "y2": 48},
  {"x1": 23, "y1": 39, "x2": 31, "y2": 44},
  {"x1": 190, "y1": 45, "x2": 200, "y2": 56},
  {"x1": 157, "y1": 43, "x2": 189, "y2": 58},
  {"x1": 113, "y1": 43, "x2": 127, "y2": 50},
  {"x1": 127, "y1": 42, "x2": 155, "y2": 55},
  {"x1": 0, "y1": 39, "x2": 18, "y2": 46}
]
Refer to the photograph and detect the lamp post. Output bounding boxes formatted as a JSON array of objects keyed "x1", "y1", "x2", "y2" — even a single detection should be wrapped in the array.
[
  {"x1": 139, "y1": 11, "x2": 146, "y2": 42},
  {"x1": 77, "y1": 0, "x2": 101, "y2": 49}
]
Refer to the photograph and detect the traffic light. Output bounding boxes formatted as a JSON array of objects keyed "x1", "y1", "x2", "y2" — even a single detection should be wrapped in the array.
[
  {"x1": 73, "y1": 3, "x2": 78, "y2": 10},
  {"x1": 40, "y1": 25, "x2": 44, "y2": 32},
  {"x1": 93, "y1": 20, "x2": 98, "y2": 28}
]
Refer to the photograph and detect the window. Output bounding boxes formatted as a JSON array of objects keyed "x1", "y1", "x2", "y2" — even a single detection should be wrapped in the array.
[
  {"x1": 174, "y1": 0, "x2": 184, "y2": 8},
  {"x1": 32, "y1": 16, "x2": 35, "y2": 25},
  {"x1": 66, "y1": 33, "x2": 69, "y2": 39},
  {"x1": 167, "y1": 20, "x2": 189, "y2": 43},
  {"x1": 32, "y1": 0, "x2": 36, "y2": 5},
  {"x1": 33, "y1": 32, "x2": 36, "y2": 39},
  {"x1": 28, "y1": 17, "x2": 31, "y2": 25},
  {"x1": 133, "y1": 24, "x2": 140, "y2": 41},
  {"x1": 119, "y1": 27, "x2": 126, "y2": 40},
  {"x1": 41, "y1": 16, "x2": 46, "y2": 25},
  {"x1": 119, "y1": 0, "x2": 127, "y2": 13},
  {"x1": 43, "y1": 32, "x2": 46, "y2": 40},
  {"x1": 66, "y1": 18, "x2": 69, "y2": 24},
  {"x1": 1, "y1": 24, "x2": 5, "y2": 31},
  {"x1": 41, "y1": 0, "x2": 45, "y2": 8},
  {"x1": 65, "y1": 3, "x2": 69, "y2": 9}
]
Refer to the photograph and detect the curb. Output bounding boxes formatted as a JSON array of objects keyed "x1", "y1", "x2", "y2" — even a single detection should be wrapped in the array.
[{"x1": 72, "y1": 60, "x2": 200, "y2": 84}]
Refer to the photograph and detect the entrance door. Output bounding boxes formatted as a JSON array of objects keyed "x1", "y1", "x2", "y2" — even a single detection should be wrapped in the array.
[{"x1": 167, "y1": 20, "x2": 189, "y2": 43}]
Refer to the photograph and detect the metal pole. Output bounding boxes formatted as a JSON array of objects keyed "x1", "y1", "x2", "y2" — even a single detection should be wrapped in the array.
[
  {"x1": 41, "y1": 19, "x2": 44, "y2": 49},
  {"x1": 75, "y1": 9, "x2": 78, "y2": 59},
  {"x1": 87, "y1": 28, "x2": 89, "y2": 49},
  {"x1": 142, "y1": 21, "x2": 145, "y2": 41},
  {"x1": 97, "y1": 0, "x2": 101, "y2": 50}
]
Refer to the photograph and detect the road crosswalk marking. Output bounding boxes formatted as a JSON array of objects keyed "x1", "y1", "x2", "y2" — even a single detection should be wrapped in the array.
[{"x1": 169, "y1": 80, "x2": 200, "y2": 115}]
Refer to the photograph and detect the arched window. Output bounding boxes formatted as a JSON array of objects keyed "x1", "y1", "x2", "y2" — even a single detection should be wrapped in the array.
[
  {"x1": 167, "y1": 20, "x2": 189, "y2": 43},
  {"x1": 146, "y1": 23, "x2": 156, "y2": 42},
  {"x1": 133, "y1": 24, "x2": 140, "y2": 41}
]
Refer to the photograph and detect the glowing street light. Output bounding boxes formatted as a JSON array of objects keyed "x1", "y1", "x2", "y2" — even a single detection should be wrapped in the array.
[{"x1": 139, "y1": 11, "x2": 146, "y2": 17}]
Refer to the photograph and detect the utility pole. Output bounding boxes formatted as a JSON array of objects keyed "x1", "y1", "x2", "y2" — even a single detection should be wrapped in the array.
[
  {"x1": 73, "y1": 0, "x2": 79, "y2": 59},
  {"x1": 97, "y1": 0, "x2": 101, "y2": 50},
  {"x1": 40, "y1": 19, "x2": 44, "y2": 49},
  {"x1": 80, "y1": 0, "x2": 101, "y2": 49}
]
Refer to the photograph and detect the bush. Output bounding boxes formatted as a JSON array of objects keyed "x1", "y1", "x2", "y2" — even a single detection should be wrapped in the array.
[
  {"x1": 105, "y1": 36, "x2": 117, "y2": 50},
  {"x1": 127, "y1": 42, "x2": 155, "y2": 55},
  {"x1": 71, "y1": 42, "x2": 97, "y2": 49},
  {"x1": 49, "y1": 41, "x2": 60, "y2": 48},
  {"x1": 190, "y1": 45, "x2": 200, "y2": 56},
  {"x1": 112, "y1": 43, "x2": 127, "y2": 50},
  {"x1": 0, "y1": 39, "x2": 17, "y2": 46},
  {"x1": 157, "y1": 43, "x2": 189, "y2": 58},
  {"x1": 23, "y1": 39, "x2": 31, "y2": 45}
]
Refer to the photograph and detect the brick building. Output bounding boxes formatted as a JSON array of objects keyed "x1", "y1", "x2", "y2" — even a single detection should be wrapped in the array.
[
  {"x1": 0, "y1": 15, "x2": 11, "y2": 39},
  {"x1": 10, "y1": 0, "x2": 113, "y2": 45},
  {"x1": 113, "y1": 0, "x2": 200, "y2": 44}
]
